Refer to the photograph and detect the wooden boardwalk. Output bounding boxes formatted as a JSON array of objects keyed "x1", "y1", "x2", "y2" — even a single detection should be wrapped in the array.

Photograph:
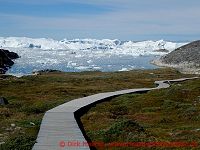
[{"x1": 32, "y1": 77, "x2": 198, "y2": 150}]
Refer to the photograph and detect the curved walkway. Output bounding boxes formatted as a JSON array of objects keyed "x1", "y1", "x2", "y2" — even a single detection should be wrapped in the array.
[{"x1": 32, "y1": 77, "x2": 198, "y2": 150}]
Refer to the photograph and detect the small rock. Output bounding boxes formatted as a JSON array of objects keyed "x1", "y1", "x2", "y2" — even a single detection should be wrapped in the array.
[
  {"x1": 0, "y1": 97, "x2": 9, "y2": 105},
  {"x1": 168, "y1": 132, "x2": 173, "y2": 136},
  {"x1": 15, "y1": 127, "x2": 21, "y2": 130},
  {"x1": 5, "y1": 128, "x2": 12, "y2": 131},
  {"x1": 195, "y1": 129, "x2": 200, "y2": 131},
  {"x1": 11, "y1": 124, "x2": 16, "y2": 127},
  {"x1": 30, "y1": 122, "x2": 35, "y2": 126}
]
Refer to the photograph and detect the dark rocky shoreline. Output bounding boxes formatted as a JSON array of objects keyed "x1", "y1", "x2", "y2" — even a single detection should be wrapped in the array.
[{"x1": 0, "y1": 49, "x2": 19, "y2": 74}]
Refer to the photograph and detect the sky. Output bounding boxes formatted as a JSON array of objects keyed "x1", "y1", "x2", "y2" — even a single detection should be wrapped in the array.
[{"x1": 0, "y1": 0, "x2": 200, "y2": 41}]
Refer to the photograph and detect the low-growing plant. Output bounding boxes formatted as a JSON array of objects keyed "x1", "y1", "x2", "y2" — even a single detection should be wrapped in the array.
[
  {"x1": 109, "y1": 105, "x2": 128, "y2": 119},
  {"x1": 5, "y1": 135, "x2": 36, "y2": 150}
]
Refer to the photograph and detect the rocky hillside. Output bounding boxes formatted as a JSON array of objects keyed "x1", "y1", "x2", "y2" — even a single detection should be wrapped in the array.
[
  {"x1": 0, "y1": 49, "x2": 19, "y2": 74},
  {"x1": 153, "y1": 40, "x2": 200, "y2": 74}
]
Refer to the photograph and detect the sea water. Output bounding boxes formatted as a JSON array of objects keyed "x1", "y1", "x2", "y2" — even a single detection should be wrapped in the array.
[{"x1": 6, "y1": 48, "x2": 159, "y2": 76}]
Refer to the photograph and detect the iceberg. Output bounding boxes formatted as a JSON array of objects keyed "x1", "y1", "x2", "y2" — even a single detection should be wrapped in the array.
[{"x1": 0, "y1": 37, "x2": 188, "y2": 76}]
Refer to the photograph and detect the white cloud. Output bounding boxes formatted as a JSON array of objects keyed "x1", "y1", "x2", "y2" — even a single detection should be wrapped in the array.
[
  {"x1": 1, "y1": 5, "x2": 200, "y2": 33},
  {"x1": 1, "y1": 0, "x2": 200, "y2": 40}
]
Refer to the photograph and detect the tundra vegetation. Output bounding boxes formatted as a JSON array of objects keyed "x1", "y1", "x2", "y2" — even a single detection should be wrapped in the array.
[{"x1": 0, "y1": 68, "x2": 198, "y2": 149}]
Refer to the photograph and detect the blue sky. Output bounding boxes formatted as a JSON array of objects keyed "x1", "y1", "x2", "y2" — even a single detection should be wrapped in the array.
[{"x1": 0, "y1": 0, "x2": 200, "y2": 41}]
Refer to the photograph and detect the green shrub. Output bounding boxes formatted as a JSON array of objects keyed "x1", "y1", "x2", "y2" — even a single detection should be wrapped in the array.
[
  {"x1": 103, "y1": 119, "x2": 145, "y2": 142},
  {"x1": 0, "y1": 107, "x2": 12, "y2": 118},
  {"x1": 5, "y1": 135, "x2": 36, "y2": 150},
  {"x1": 20, "y1": 102, "x2": 55, "y2": 114},
  {"x1": 109, "y1": 105, "x2": 128, "y2": 119}
]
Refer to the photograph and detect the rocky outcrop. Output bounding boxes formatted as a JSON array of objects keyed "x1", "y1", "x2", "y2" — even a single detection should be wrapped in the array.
[
  {"x1": 152, "y1": 41, "x2": 200, "y2": 74},
  {"x1": 0, "y1": 49, "x2": 19, "y2": 74}
]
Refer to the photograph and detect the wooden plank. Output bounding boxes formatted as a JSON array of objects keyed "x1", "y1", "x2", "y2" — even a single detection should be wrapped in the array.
[{"x1": 32, "y1": 77, "x2": 198, "y2": 150}]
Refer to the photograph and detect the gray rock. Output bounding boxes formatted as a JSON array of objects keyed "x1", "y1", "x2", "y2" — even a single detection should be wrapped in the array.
[
  {"x1": 15, "y1": 127, "x2": 21, "y2": 130},
  {"x1": 161, "y1": 40, "x2": 200, "y2": 65},
  {"x1": 154, "y1": 40, "x2": 200, "y2": 74},
  {"x1": 11, "y1": 124, "x2": 16, "y2": 127},
  {"x1": 0, "y1": 97, "x2": 8, "y2": 105}
]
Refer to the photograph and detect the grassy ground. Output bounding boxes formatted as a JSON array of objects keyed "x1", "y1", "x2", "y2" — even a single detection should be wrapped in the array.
[
  {"x1": 81, "y1": 78, "x2": 200, "y2": 150},
  {"x1": 0, "y1": 68, "x2": 197, "y2": 149}
]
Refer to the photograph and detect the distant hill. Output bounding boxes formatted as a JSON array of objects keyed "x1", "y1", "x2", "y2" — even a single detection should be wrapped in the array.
[
  {"x1": 0, "y1": 49, "x2": 19, "y2": 74},
  {"x1": 152, "y1": 40, "x2": 200, "y2": 74}
]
